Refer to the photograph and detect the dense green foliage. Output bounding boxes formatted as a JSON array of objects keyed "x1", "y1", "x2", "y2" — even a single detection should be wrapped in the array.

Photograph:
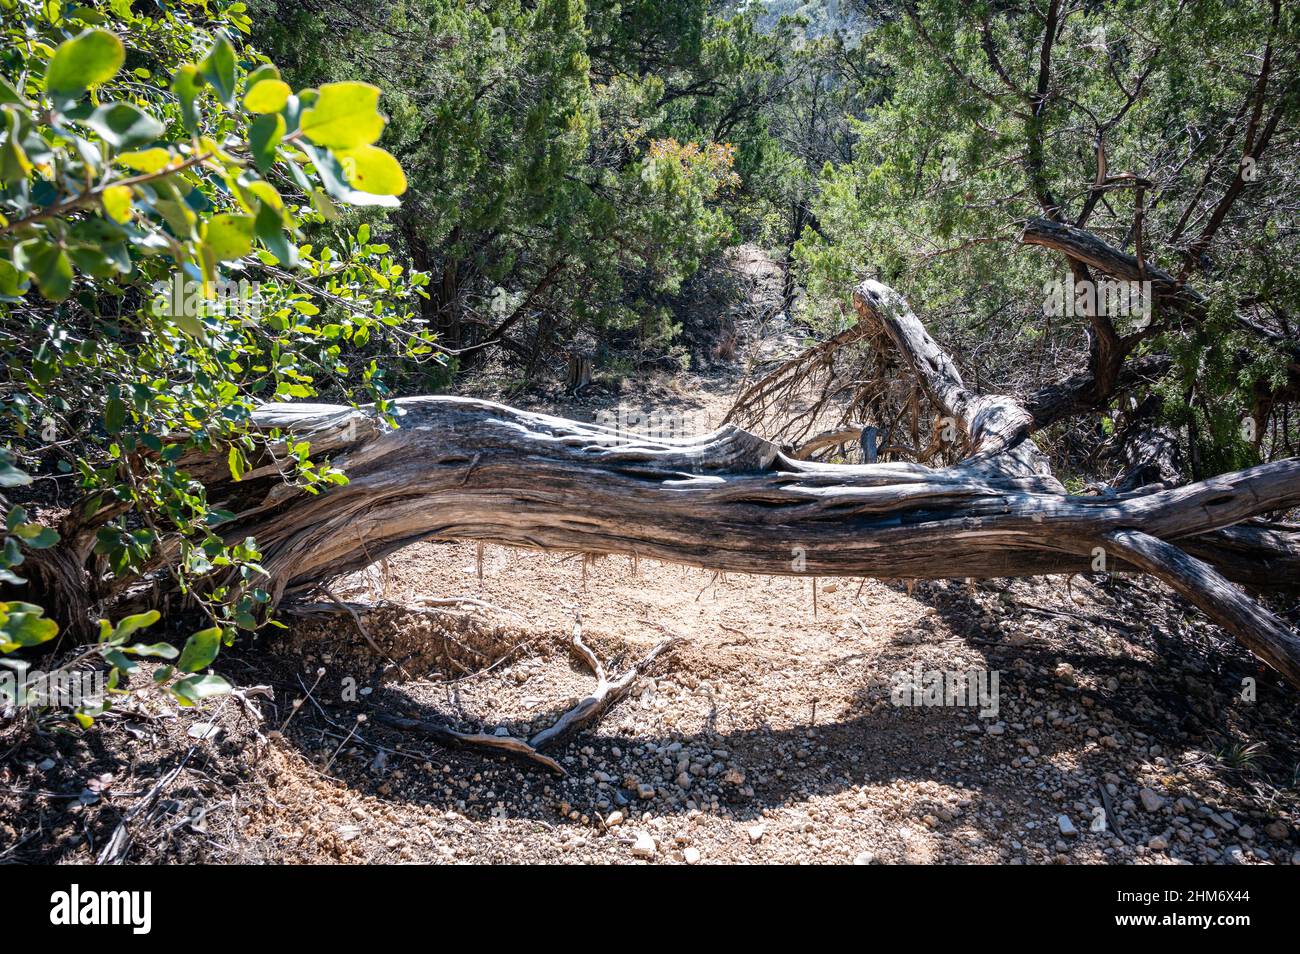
[
  {"x1": 797, "y1": 0, "x2": 1300, "y2": 476},
  {"x1": 252, "y1": 0, "x2": 794, "y2": 361},
  {"x1": 0, "y1": 0, "x2": 434, "y2": 716}
]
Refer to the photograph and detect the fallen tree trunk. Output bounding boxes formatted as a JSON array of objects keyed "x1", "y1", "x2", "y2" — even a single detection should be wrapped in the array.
[
  {"x1": 195, "y1": 396, "x2": 1300, "y2": 599},
  {"x1": 33, "y1": 283, "x2": 1300, "y2": 686}
]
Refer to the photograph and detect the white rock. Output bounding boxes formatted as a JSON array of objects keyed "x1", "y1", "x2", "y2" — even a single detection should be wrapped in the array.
[
  {"x1": 854, "y1": 851, "x2": 875, "y2": 865},
  {"x1": 1057, "y1": 814, "x2": 1078, "y2": 837},
  {"x1": 605, "y1": 811, "x2": 624, "y2": 828},
  {"x1": 631, "y1": 831, "x2": 657, "y2": 859},
  {"x1": 187, "y1": 722, "x2": 221, "y2": 741},
  {"x1": 683, "y1": 846, "x2": 701, "y2": 865},
  {"x1": 747, "y1": 824, "x2": 766, "y2": 844}
]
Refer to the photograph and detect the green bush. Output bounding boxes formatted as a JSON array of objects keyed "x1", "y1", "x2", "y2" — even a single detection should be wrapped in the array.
[{"x1": 0, "y1": 0, "x2": 433, "y2": 719}]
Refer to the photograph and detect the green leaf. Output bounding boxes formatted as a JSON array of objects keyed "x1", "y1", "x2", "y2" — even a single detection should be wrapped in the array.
[
  {"x1": 198, "y1": 33, "x2": 238, "y2": 106},
  {"x1": 171, "y1": 64, "x2": 204, "y2": 134},
  {"x1": 0, "y1": 259, "x2": 29, "y2": 299},
  {"x1": 13, "y1": 525, "x2": 58, "y2": 549},
  {"x1": 0, "y1": 106, "x2": 34, "y2": 182},
  {"x1": 0, "y1": 608, "x2": 59, "y2": 650},
  {"x1": 249, "y1": 112, "x2": 285, "y2": 174},
  {"x1": 177, "y1": 626, "x2": 222, "y2": 673},
  {"x1": 204, "y1": 213, "x2": 256, "y2": 261},
  {"x1": 244, "y1": 79, "x2": 291, "y2": 114},
  {"x1": 227, "y1": 445, "x2": 247, "y2": 481},
  {"x1": 123, "y1": 642, "x2": 179, "y2": 659},
  {"x1": 0, "y1": 458, "x2": 32, "y2": 488},
  {"x1": 84, "y1": 102, "x2": 165, "y2": 150},
  {"x1": 14, "y1": 240, "x2": 73, "y2": 301},
  {"x1": 336, "y1": 144, "x2": 407, "y2": 197},
  {"x1": 255, "y1": 199, "x2": 297, "y2": 266},
  {"x1": 0, "y1": 77, "x2": 29, "y2": 107},
  {"x1": 171, "y1": 673, "x2": 232, "y2": 706},
  {"x1": 44, "y1": 29, "x2": 125, "y2": 98},
  {"x1": 103, "y1": 649, "x2": 137, "y2": 672},
  {"x1": 299, "y1": 82, "x2": 384, "y2": 149},
  {"x1": 104, "y1": 396, "x2": 127, "y2": 433},
  {"x1": 113, "y1": 610, "x2": 161, "y2": 640},
  {"x1": 244, "y1": 64, "x2": 281, "y2": 89}
]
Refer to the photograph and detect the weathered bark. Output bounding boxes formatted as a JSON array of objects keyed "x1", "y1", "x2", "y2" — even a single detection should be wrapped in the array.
[
  {"x1": 182, "y1": 393, "x2": 1296, "y2": 601},
  {"x1": 851, "y1": 280, "x2": 1052, "y2": 481},
  {"x1": 1021, "y1": 217, "x2": 1206, "y2": 313},
  {"x1": 1103, "y1": 529, "x2": 1300, "y2": 687}
]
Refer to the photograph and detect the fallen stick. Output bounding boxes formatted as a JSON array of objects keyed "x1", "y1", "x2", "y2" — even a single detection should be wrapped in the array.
[
  {"x1": 412, "y1": 595, "x2": 526, "y2": 620},
  {"x1": 371, "y1": 712, "x2": 565, "y2": 774},
  {"x1": 529, "y1": 634, "x2": 680, "y2": 750}
]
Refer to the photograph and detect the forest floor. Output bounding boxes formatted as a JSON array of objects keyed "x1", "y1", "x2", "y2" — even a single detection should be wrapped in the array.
[{"x1": 2, "y1": 248, "x2": 1299, "y2": 865}]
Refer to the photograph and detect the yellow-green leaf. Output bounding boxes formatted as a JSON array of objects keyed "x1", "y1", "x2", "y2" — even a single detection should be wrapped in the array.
[
  {"x1": 299, "y1": 82, "x2": 384, "y2": 149},
  {"x1": 336, "y1": 144, "x2": 407, "y2": 196},
  {"x1": 101, "y1": 184, "x2": 132, "y2": 222},
  {"x1": 115, "y1": 148, "x2": 173, "y2": 173},
  {"x1": 204, "y1": 213, "x2": 255, "y2": 261},
  {"x1": 44, "y1": 29, "x2": 125, "y2": 97}
]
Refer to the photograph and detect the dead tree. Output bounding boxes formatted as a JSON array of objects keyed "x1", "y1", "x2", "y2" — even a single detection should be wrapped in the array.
[{"x1": 30, "y1": 282, "x2": 1300, "y2": 687}]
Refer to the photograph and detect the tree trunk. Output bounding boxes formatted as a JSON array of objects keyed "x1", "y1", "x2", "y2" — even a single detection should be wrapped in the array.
[{"x1": 33, "y1": 282, "x2": 1300, "y2": 686}]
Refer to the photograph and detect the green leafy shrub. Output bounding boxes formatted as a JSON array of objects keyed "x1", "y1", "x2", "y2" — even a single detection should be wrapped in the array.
[{"x1": 0, "y1": 0, "x2": 434, "y2": 718}]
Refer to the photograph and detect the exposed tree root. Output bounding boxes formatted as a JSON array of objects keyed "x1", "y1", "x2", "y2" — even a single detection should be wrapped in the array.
[
  {"x1": 529, "y1": 617, "x2": 680, "y2": 750},
  {"x1": 371, "y1": 712, "x2": 566, "y2": 774},
  {"x1": 297, "y1": 603, "x2": 679, "y2": 771}
]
